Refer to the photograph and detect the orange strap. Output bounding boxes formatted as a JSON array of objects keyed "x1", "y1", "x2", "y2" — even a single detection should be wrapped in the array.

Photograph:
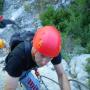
[{"x1": 35, "y1": 68, "x2": 40, "y2": 77}]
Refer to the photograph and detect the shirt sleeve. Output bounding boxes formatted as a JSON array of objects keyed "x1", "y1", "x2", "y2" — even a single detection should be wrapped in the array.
[
  {"x1": 51, "y1": 53, "x2": 62, "y2": 65},
  {"x1": 4, "y1": 43, "x2": 25, "y2": 77}
]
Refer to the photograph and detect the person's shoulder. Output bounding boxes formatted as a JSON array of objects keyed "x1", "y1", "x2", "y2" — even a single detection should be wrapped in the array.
[
  {"x1": 5, "y1": 42, "x2": 25, "y2": 63},
  {"x1": 53, "y1": 53, "x2": 62, "y2": 59},
  {"x1": 6, "y1": 42, "x2": 25, "y2": 63},
  {"x1": 51, "y1": 53, "x2": 62, "y2": 65},
  {"x1": 12, "y1": 42, "x2": 25, "y2": 53}
]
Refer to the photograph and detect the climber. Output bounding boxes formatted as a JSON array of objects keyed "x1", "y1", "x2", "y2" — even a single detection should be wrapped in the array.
[
  {"x1": 0, "y1": 16, "x2": 20, "y2": 29},
  {"x1": 3, "y1": 26, "x2": 71, "y2": 90}
]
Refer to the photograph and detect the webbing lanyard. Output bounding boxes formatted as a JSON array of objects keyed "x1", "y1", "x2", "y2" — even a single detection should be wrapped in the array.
[{"x1": 34, "y1": 68, "x2": 49, "y2": 90}]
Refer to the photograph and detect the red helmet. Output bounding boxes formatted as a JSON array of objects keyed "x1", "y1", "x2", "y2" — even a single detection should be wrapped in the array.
[
  {"x1": 33, "y1": 26, "x2": 62, "y2": 57},
  {"x1": 0, "y1": 16, "x2": 3, "y2": 21}
]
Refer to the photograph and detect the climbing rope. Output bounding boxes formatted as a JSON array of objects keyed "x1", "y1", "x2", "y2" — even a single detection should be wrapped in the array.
[
  {"x1": 40, "y1": 75, "x2": 90, "y2": 90},
  {"x1": 34, "y1": 68, "x2": 90, "y2": 90}
]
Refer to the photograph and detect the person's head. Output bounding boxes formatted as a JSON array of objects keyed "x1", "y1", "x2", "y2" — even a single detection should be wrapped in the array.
[
  {"x1": 0, "y1": 16, "x2": 3, "y2": 22},
  {"x1": 0, "y1": 38, "x2": 6, "y2": 48},
  {"x1": 32, "y1": 26, "x2": 62, "y2": 67}
]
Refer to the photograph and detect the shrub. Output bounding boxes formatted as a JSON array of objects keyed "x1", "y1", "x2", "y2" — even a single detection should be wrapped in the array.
[
  {"x1": 86, "y1": 42, "x2": 90, "y2": 53},
  {"x1": 39, "y1": 6, "x2": 70, "y2": 32},
  {"x1": 23, "y1": 1, "x2": 31, "y2": 13},
  {"x1": 39, "y1": 0, "x2": 90, "y2": 54},
  {"x1": 85, "y1": 58, "x2": 90, "y2": 87},
  {"x1": 0, "y1": 0, "x2": 4, "y2": 14}
]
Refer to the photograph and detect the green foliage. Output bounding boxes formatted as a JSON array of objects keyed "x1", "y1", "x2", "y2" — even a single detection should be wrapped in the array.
[
  {"x1": 61, "y1": 33, "x2": 72, "y2": 63},
  {"x1": 39, "y1": 0, "x2": 90, "y2": 49},
  {"x1": 80, "y1": 25, "x2": 90, "y2": 47},
  {"x1": 39, "y1": 6, "x2": 70, "y2": 32},
  {"x1": 31, "y1": 0, "x2": 59, "y2": 12},
  {"x1": 0, "y1": 0, "x2": 4, "y2": 14},
  {"x1": 23, "y1": 1, "x2": 31, "y2": 13},
  {"x1": 85, "y1": 58, "x2": 90, "y2": 73},
  {"x1": 86, "y1": 41, "x2": 90, "y2": 53},
  {"x1": 85, "y1": 58, "x2": 90, "y2": 86},
  {"x1": 39, "y1": 6, "x2": 55, "y2": 25}
]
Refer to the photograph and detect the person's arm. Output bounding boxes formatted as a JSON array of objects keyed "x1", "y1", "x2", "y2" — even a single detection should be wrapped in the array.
[
  {"x1": 4, "y1": 71, "x2": 19, "y2": 90},
  {"x1": 2, "y1": 19, "x2": 21, "y2": 29},
  {"x1": 54, "y1": 63, "x2": 71, "y2": 90}
]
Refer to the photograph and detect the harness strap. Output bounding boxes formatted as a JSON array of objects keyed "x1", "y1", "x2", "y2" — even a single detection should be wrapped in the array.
[{"x1": 34, "y1": 68, "x2": 40, "y2": 77}]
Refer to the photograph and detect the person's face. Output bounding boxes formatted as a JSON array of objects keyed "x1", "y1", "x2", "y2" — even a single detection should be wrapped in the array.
[{"x1": 34, "y1": 51, "x2": 53, "y2": 67}]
